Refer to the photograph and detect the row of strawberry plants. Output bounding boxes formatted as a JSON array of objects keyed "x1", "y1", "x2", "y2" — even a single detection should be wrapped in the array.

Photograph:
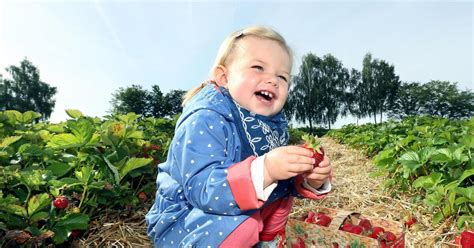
[
  {"x1": 0, "y1": 110, "x2": 175, "y2": 246},
  {"x1": 327, "y1": 116, "x2": 473, "y2": 229}
]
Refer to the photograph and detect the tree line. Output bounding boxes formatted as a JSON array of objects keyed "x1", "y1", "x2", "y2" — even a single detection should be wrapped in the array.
[
  {"x1": 284, "y1": 53, "x2": 473, "y2": 130},
  {"x1": 1, "y1": 57, "x2": 472, "y2": 127}
]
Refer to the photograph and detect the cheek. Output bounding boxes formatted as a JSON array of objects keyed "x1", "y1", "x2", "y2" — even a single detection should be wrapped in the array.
[{"x1": 279, "y1": 89, "x2": 289, "y2": 102}]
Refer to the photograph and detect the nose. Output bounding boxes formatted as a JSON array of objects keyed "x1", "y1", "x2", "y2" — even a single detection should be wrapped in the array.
[{"x1": 265, "y1": 74, "x2": 279, "y2": 88}]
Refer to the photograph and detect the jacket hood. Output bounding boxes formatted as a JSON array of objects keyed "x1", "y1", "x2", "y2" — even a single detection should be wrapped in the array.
[{"x1": 177, "y1": 83, "x2": 234, "y2": 127}]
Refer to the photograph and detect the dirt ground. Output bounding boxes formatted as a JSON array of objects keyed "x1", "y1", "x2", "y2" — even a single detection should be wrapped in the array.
[{"x1": 80, "y1": 137, "x2": 460, "y2": 247}]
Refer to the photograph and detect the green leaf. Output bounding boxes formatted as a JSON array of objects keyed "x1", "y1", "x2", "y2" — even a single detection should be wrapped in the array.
[
  {"x1": 52, "y1": 227, "x2": 68, "y2": 244},
  {"x1": 30, "y1": 211, "x2": 49, "y2": 223},
  {"x1": 68, "y1": 119, "x2": 95, "y2": 145},
  {"x1": 20, "y1": 111, "x2": 41, "y2": 123},
  {"x1": 65, "y1": 109, "x2": 84, "y2": 119},
  {"x1": 413, "y1": 173, "x2": 443, "y2": 189},
  {"x1": 431, "y1": 148, "x2": 452, "y2": 163},
  {"x1": 52, "y1": 213, "x2": 89, "y2": 243},
  {"x1": 433, "y1": 211, "x2": 444, "y2": 225},
  {"x1": 47, "y1": 161, "x2": 74, "y2": 178},
  {"x1": 27, "y1": 193, "x2": 51, "y2": 216},
  {"x1": 0, "y1": 136, "x2": 22, "y2": 148},
  {"x1": 75, "y1": 165, "x2": 94, "y2": 185},
  {"x1": 3, "y1": 110, "x2": 22, "y2": 122},
  {"x1": 0, "y1": 204, "x2": 27, "y2": 217},
  {"x1": 119, "y1": 157, "x2": 152, "y2": 181},
  {"x1": 103, "y1": 155, "x2": 121, "y2": 185},
  {"x1": 455, "y1": 186, "x2": 474, "y2": 203},
  {"x1": 55, "y1": 213, "x2": 89, "y2": 230},
  {"x1": 457, "y1": 215, "x2": 473, "y2": 229},
  {"x1": 18, "y1": 144, "x2": 43, "y2": 156},
  {"x1": 419, "y1": 147, "x2": 436, "y2": 163},
  {"x1": 20, "y1": 170, "x2": 53, "y2": 189},
  {"x1": 459, "y1": 168, "x2": 474, "y2": 184},
  {"x1": 399, "y1": 151, "x2": 422, "y2": 170},
  {"x1": 46, "y1": 124, "x2": 65, "y2": 133},
  {"x1": 47, "y1": 133, "x2": 82, "y2": 149}
]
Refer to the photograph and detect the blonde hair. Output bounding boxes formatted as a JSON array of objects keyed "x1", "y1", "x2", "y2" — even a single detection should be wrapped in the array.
[{"x1": 182, "y1": 25, "x2": 293, "y2": 106}]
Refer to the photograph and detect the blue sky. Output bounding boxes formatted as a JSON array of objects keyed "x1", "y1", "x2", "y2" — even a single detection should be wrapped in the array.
[{"x1": 1, "y1": 0, "x2": 472, "y2": 127}]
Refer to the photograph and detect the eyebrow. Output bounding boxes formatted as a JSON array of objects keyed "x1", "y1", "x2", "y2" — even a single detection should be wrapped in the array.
[{"x1": 251, "y1": 59, "x2": 290, "y2": 76}]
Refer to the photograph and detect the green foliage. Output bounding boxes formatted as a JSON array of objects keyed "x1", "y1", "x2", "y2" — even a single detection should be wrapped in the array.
[
  {"x1": 328, "y1": 116, "x2": 473, "y2": 228},
  {"x1": 0, "y1": 109, "x2": 175, "y2": 246},
  {"x1": 110, "y1": 84, "x2": 186, "y2": 119},
  {"x1": 389, "y1": 80, "x2": 474, "y2": 119},
  {"x1": 0, "y1": 59, "x2": 57, "y2": 120}
]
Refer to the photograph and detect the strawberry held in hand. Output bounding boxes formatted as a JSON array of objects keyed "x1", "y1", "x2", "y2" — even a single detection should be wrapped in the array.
[{"x1": 301, "y1": 134, "x2": 325, "y2": 166}]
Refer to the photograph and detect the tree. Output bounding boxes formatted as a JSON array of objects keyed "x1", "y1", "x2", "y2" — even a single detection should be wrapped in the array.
[
  {"x1": 286, "y1": 54, "x2": 323, "y2": 131},
  {"x1": 0, "y1": 59, "x2": 57, "y2": 120},
  {"x1": 110, "y1": 85, "x2": 151, "y2": 117},
  {"x1": 388, "y1": 80, "x2": 473, "y2": 119},
  {"x1": 319, "y1": 54, "x2": 350, "y2": 129},
  {"x1": 163, "y1": 89, "x2": 186, "y2": 117},
  {"x1": 286, "y1": 53, "x2": 349, "y2": 130},
  {"x1": 422, "y1": 80, "x2": 473, "y2": 119},
  {"x1": 388, "y1": 82, "x2": 428, "y2": 119},
  {"x1": 362, "y1": 53, "x2": 400, "y2": 124},
  {"x1": 110, "y1": 84, "x2": 185, "y2": 118},
  {"x1": 149, "y1": 85, "x2": 165, "y2": 118},
  {"x1": 345, "y1": 68, "x2": 365, "y2": 124}
]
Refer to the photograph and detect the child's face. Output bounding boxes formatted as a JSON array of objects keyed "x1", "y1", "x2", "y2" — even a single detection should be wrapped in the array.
[{"x1": 217, "y1": 36, "x2": 291, "y2": 117}]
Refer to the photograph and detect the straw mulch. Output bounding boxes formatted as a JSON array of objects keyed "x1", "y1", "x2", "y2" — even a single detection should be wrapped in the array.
[{"x1": 80, "y1": 137, "x2": 460, "y2": 247}]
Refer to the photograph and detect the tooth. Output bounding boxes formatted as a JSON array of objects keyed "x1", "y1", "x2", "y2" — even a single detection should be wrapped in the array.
[{"x1": 269, "y1": 93, "x2": 273, "y2": 98}]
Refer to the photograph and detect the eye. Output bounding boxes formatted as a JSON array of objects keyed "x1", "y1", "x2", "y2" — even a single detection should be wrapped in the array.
[
  {"x1": 252, "y1": 65, "x2": 264, "y2": 71},
  {"x1": 278, "y1": 75, "x2": 288, "y2": 82}
]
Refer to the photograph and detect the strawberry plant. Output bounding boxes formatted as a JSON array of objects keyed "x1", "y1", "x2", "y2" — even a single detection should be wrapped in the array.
[
  {"x1": 0, "y1": 109, "x2": 175, "y2": 246},
  {"x1": 328, "y1": 116, "x2": 474, "y2": 230}
]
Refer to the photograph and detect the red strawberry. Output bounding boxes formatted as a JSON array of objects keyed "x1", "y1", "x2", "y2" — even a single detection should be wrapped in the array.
[
  {"x1": 291, "y1": 237, "x2": 306, "y2": 248},
  {"x1": 341, "y1": 223, "x2": 353, "y2": 232},
  {"x1": 70, "y1": 230, "x2": 81, "y2": 239},
  {"x1": 404, "y1": 216, "x2": 417, "y2": 228},
  {"x1": 301, "y1": 134, "x2": 325, "y2": 166},
  {"x1": 305, "y1": 211, "x2": 316, "y2": 223},
  {"x1": 369, "y1": 226, "x2": 385, "y2": 239},
  {"x1": 455, "y1": 235, "x2": 461, "y2": 245},
  {"x1": 461, "y1": 230, "x2": 474, "y2": 248},
  {"x1": 383, "y1": 231, "x2": 397, "y2": 242},
  {"x1": 350, "y1": 225, "x2": 364, "y2": 235},
  {"x1": 138, "y1": 192, "x2": 147, "y2": 203},
  {"x1": 359, "y1": 218, "x2": 372, "y2": 232},
  {"x1": 314, "y1": 214, "x2": 332, "y2": 227},
  {"x1": 53, "y1": 196, "x2": 68, "y2": 209}
]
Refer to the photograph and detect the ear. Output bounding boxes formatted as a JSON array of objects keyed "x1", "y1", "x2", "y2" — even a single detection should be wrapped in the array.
[{"x1": 212, "y1": 65, "x2": 228, "y2": 87}]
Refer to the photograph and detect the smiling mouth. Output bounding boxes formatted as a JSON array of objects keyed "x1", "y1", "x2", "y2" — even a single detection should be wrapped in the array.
[{"x1": 255, "y1": 90, "x2": 274, "y2": 101}]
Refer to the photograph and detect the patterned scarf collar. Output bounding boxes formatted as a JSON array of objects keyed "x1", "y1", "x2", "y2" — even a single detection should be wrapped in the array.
[{"x1": 220, "y1": 86, "x2": 289, "y2": 158}]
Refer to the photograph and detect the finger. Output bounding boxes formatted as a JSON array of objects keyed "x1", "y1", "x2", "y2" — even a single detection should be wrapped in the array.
[
  {"x1": 287, "y1": 146, "x2": 314, "y2": 157},
  {"x1": 312, "y1": 165, "x2": 332, "y2": 175},
  {"x1": 318, "y1": 156, "x2": 331, "y2": 167},
  {"x1": 288, "y1": 163, "x2": 313, "y2": 173},
  {"x1": 288, "y1": 154, "x2": 315, "y2": 165},
  {"x1": 305, "y1": 173, "x2": 328, "y2": 181}
]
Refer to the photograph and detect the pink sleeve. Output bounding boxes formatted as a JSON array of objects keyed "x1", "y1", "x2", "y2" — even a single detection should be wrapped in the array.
[
  {"x1": 294, "y1": 175, "x2": 328, "y2": 199},
  {"x1": 227, "y1": 156, "x2": 265, "y2": 211}
]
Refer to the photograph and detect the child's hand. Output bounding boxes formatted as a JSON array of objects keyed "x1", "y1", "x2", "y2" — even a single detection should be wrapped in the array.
[
  {"x1": 263, "y1": 146, "x2": 315, "y2": 186},
  {"x1": 303, "y1": 155, "x2": 332, "y2": 189}
]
